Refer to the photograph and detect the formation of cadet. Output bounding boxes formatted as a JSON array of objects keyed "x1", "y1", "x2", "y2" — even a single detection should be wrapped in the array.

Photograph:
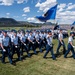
[{"x1": 0, "y1": 29, "x2": 75, "y2": 65}]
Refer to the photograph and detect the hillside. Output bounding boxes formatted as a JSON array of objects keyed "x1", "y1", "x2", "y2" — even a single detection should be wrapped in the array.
[
  {"x1": 0, "y1": 18, "x2": 20, "y2": 25},
  {"x1": 0, "y1": 17, "x2": 55, "y2": 27}
]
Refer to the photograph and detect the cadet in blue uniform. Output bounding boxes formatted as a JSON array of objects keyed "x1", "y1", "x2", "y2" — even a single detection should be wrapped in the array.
[
  {"x1": 28, "y1": 31, "x2": 37, "y2": 55},
  {"x1": 56, "y1": 29, "x2": 66, "y2": 56},
  {"x1": 25, "y1": 31, "x2": 29, "y2": 45},
  {"x1": 39, "y1": 31, "x2": 46, "y2": 49},
  {"x1": 43, "y1": 31, "x2": 56, "y2": 60},
  {"x1": 64, "y1": 32, "x2": 75, "y2": 59},
  {"x1": 0, "y1": 31, "x2": 13, "y2": 64},
  {"x1": 11, "y1": 31, "x2": 21, "y2": 61},
  {"x1": 20, "y1": 32, "x2": 30, "y2": 57},
  {"x1": 35, "y1": 31, "x2": 43, "y2": 52}
]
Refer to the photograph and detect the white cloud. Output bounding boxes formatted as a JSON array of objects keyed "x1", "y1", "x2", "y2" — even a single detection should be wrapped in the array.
[
  {"x1": 23, "y1": 7, "x2": 30, "y2": 13},
  {"x1": 67, "y1": 4, "x2": 75, "y2": 10},
  {"x1": 22, "y1": 14, "x2": 27, "y2": 17},
  {"x1": 6, "y1": 13, "x2": 10, "y2": 15},
  {"x1": 58, "y1": 3, "x2": 66, "y2": 9},
  {"x1": 35, "y1": 0, "x2": 57, "y2": 12},
  {"x1": 27, "y1": 17, "x2": 35, "y2": 22},
  {"x1": 16, "y1": 0, "x2": 25, "y2": 4},
  {"x1": 6, "y1": 13, "x2": 10, "y2": 18},
  {"x1": 0, "y1": 0, "x2": 14, "y2": 6},
  {"x1": 35, "y1": 2, "x2": 40, "y2": 7},
  {"x1": 13, "y1": 16, "x2": 19, "y2": 18},
  {"x1": 0, "y1": 0, "x2": 29, "y2": 6},
  {"x1": 67, "y1": 3, "x2": 72, "y2": 6},
  {"x1": 27, "y1": 17, "x2": 44, "y2": 23},
  {"x1": 56, "y1": 3, "x2": 75, "y2": 24}
]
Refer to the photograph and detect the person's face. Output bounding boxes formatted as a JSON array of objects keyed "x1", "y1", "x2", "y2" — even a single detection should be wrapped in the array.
[
  {"x1": 72, "y1": 34, "x2": 74, "y2": 37},
  {"x1": 49, "y1": 32, "x2": 52, "y2": 36},
  {"x1": 22, "y1": 33, "x2": 25, "y2": 36},
  {"x1": 60, "y1": 30, "x2": 62, "y2": 33},
  {"x1": 3, "y1": 32, "x2": 7, "y2": 36},
  {"x1": 30, "y1": 32, "x2": 32, "y2": 35},
  {"x1": 14, "y1": 33, "x2": 17, "y2": 36}
]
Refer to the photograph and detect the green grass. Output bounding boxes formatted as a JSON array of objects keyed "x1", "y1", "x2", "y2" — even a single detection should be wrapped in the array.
[
  {"x1": 0, "y1": 27, "x2": 40, "y2": 31},
  {"x1": 0, "y1": 30, "x2": 75, "y2": 75}
]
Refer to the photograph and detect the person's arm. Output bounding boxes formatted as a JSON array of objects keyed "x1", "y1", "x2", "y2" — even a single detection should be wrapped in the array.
[
  {"x1": 0, "y1": 43, "x2": 6, "y2": 52},
  {"x1": 69, "y1": 42, "x2": 73, "y2": 46},
  {"x1": 59, "y1": 38, "x2": 63, "y2": 43},
  {"x1": 28, "y1": 38, "x2": 33, "y2": 43},
  {"x1": 59, "y1": 34, "x2": 63, "y2": 44},
  {"x1": 69, "y1": 37, "x2": 75, "y2": 48},
  {"x1": 36, "y1": 39, "x2": 39, "y2": 44},
  {"x1": 28, "y1": 36, "x2": 34, "y2": 43},
  {"x1": 20, "y1": 38, "x2": 26, "y2": 46}
]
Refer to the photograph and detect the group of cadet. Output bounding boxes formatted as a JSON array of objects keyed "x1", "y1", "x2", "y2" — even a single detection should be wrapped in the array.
[{"x1": 0, "y1": 28, "x2": 75, "y2": 65}]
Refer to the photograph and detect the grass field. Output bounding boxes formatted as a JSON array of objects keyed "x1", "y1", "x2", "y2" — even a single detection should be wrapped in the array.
[
  {"x1": 0, "y1": 27, "x2": 40, "y2": 30},
  {"x1": 0, "y1": 29, "x2": 75, "y2": 75}
]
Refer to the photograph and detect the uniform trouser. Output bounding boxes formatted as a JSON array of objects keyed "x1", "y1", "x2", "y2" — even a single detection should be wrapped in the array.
[
  {"x1": 2, "y1": 46, "x2": 12, "y2": 64},
  {"x1": 36, "y1": 40, "x2": 43, "y2": 52},
  {"x1": 64, "y1": 43, "x2": 75, "y2": 59},
  {"x1": 21, "y1": 43, "x2": 30, "y2": 57},
  {"x1": 43, "y1": 44, "x2": 56, "y2": 60},
  {"x1": 56, "y1": 40, "x2": 66, "y2": 54},
  {"x1": 39, "y1": 39, "x2": 46, "y2": 49},
  {"x1": 28, "y1": 42, "x2": 37, "y2": 54},
  {"x1": 12, "y1": 45, "x2": 21, "y2": 60}
]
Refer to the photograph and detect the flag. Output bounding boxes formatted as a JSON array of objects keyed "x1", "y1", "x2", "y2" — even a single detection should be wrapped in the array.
[
  {"x1": 72, "y1": 21, "x2": 75, "y2": 25},
  {"x1": 35, "y1": 4, "x2": 58, "y2": 22}
]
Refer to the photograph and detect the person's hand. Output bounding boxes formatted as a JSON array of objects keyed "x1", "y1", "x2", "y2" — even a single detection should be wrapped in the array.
[
  {"x1": 43, "y1": 41, "x2": 45, "y2": 43},
  {"x1": 38, "y1": 42, "x2": 40, "y2": 44},
  {"x1": 32, "y1": 42, "x2": 34, "y2": 44},
  {"x1": 3, "y1": 49, "x2": 6, "y2": 52},
  {"x1": 73, "y1": 46, "x2": 75, "y2": 48},
  {"x1": 50, "y1": 44, "x2": 53, "y2": 47},
  {"x1": 24, "y1": 43, "x2": 26, "y2": 46},
  {"x1": 61, "y1": 42, "x2": 63, "y2": 45},
  {"x1": 15, "y1": 46, "x2": 18, "y2": 48}
]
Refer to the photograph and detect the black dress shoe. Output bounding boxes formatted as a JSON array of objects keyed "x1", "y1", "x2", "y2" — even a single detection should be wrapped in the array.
[{"x1": 43, "y1": 57, "x2": 47, "y2": 59}]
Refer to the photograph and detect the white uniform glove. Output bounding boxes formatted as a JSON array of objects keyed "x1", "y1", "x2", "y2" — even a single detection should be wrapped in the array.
[
  {"x1": 61, "y1": 42, "x2": 63, "y2": 45},
  {"x1": 73, "y1": 46, "x2": 75, "y2": 48},
  {"x1": 3, "y1": 49, "x2": 6, "y2": 52},
  {"x1": 24, "y1": 43, "x2": 26, "y2": 46},
  {"x1": 50, "y1": 44, "x2": 53, "y2": 47},
  {"x1": 38, "y1": 42, "x2": 40, "y2": 44},
  {"x1": 15, "y1": 46, "x2": 18, "y2": 48},
  {"x1": 32, "y1": 42, "x2": 34, "y2": 44}
]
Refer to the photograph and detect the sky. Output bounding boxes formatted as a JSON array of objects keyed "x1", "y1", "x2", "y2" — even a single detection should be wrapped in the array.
[{"x1": 0, "y1": 0, "x2": 75, "y2": 24}]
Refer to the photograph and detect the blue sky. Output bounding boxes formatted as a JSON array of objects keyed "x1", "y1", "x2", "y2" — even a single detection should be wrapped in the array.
[{"x1": 0, "y1": 0, "x2": 75, "y2": 24}]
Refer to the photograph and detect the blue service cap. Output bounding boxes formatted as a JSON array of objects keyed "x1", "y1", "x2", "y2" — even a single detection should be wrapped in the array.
[
  {"x1": 48, "y1": 30, "x2": 51, "y2": 33},
  {"x1": 11, "y1": 29, "x2": 16, "y2": 32},
  {"x1": 13, "y1": 30, "x2": 17, "y2": 33},
  {"x1": 29, "y1": 30, "x2": 32, "y2": 33},
  {"x1": 3, "y1": 30, "x2": 7, "y2": 33},
  {"x1": 41, "y1": 30, "x2": 44, "y2": 33},
  {"x1": 26, "y1": 30, "x2": 29, "y2": 32},
  {"x1": 70, "y1": 32, "x2": 74, "y2": 35},
  {"x1": 60, "y1": 28, "x2": 63, "y2": 31},
  {"x1": 36, "y1": 30, "x2": 39, "y2": 32}
]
